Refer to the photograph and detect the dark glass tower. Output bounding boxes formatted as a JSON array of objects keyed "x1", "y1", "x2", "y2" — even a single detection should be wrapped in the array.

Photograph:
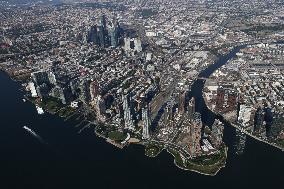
[
  {"x1": 87, "y1": 25, "x2": 98, "y2": 44},
  {"x1": 254, "y1": 107, "x2": 263, "y2": 132}
]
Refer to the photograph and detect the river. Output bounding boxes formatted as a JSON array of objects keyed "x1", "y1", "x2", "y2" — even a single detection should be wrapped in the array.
[{"x1": 0, "y1": 47, "x2": 283, "y2": 188}]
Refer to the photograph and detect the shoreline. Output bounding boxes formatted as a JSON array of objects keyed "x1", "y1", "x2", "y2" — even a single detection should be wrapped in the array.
[
  {"x1": 0, "y1": 48, "x2": 235, "y2": 176},
  {"x1": 0, "y1": 55, "x2": 229, "y2": 176},
  {"x1": 166, "y1": 145, "x2": 228, "y2": 176},
  {"x1": 203, "y1": 69, "x2": 284, "y2": 152}
]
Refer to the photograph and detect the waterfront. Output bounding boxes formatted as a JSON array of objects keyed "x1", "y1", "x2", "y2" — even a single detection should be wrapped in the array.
[{"x1": 0, "y1": 54, "x2": 283, "y2": 189}]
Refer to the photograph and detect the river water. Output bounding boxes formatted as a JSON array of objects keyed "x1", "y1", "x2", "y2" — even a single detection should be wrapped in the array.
[{"x1": 0, "y1": 47, "x2": 283, "y2": 188}]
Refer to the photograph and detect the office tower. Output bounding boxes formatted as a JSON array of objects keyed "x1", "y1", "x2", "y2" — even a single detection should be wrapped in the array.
[
  {"x1": 211, "y1": 119, "x2": 224, "y2": 148},
  {"x1": 123, "y1": 94, "x2": 135, "y2": 131},
  {"x1": 188, "y1": 97, "x2": 195, "y2": 119},
  {"x1": 237, "y1": 104, "x2": 252, "y2": 127},
  {"x1": 94, "y1": 95, "x2": 106, "y2": 121},
  {"x1": 87, "y1": 25, "x2": 98, "y2": 44},
  {"x1": 124, "y1": 37, "x2": 131, "y2": 51},
  {"x1": 178, "y1": 91, "x2": 186, "y2": 114},
  {"x1": 90, "y1": 80, "x2": 100, "y2": 101},
  {"x1": 254, "y1": 107, "x2": 263, "y2": 132},
  {"x1": 36, "y1": 83, "x2": 50, "y2": 98},
  {"x1": 234, "y1": 129, "x2": 247, "y2": 155},
  {"x1": 109, "y1": 26, "x2": 118, "y2": 47},
  {"x1": 264, "y1": 107, "x2": 274, "y2": 138},
  {"x1": 142, "y1": 105, "x2": 151, "y2": 139},
  {"x1": 69, "y1": 78, "x2": 81, "y2": 97},
  {"x1": 163, "y1": 102, "x2": 173, "y2": 128},
  {"x1": 99, "y1": 15, "x2": 107, "y2": 29},
  {"x1": 108, "y1": 19, "x2": 119, "y2": 47},
  {"x1": 97, "y1": 25, "x2": 105, "y2": 47},
  {"x1": 31, "y1": 71, "x2": 55, "y2": 98},
  {"x1": 31, "y1": 71, "x2": 50, "y2": 86},
  {"x1": 50, "y1": 85, "x2": 67, "y2": 104},
  {"x1": 215, "y1": 87, "x2": 225, "y2": 111},
  {"x1": 47, "y1": 71, "x2": 57, "y2": 85},
  {"x1": 189, "y1": 112, "x2": 202, "y2": 156},
  {"x1": 227, "y1": 90, "x2": 238, "y2": 111},
  {"x1": 134, "y1": 38, "x2": 142, "y2": 52},
  {"x1": 79, "y1": 79, "x2": 91, "y2": 104}
]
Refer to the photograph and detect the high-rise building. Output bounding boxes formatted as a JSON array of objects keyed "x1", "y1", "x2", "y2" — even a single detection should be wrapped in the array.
[
  {"x1": 79, "y1": 79, "x2": 91, "y2": 104},
  {"x1": 31, "y1": 71, "x2": 56, "y2": 98},
  {"x1": 234, "y1": 129, "x2": 247, "y2": 155},
  {"x1": 189, "y1": 112, "x2": 202, "y2": 156},
  {"x1": 108, "y1": 18, "x2": 120, "y2": 47},
  {"x1": 87, "y1": 25, "x2": 98, "y2": 44},
  {"x1": 123, "y1": 94, "x2": 135, "y2": 131},
  {"x1": 215, "y1": 87, "x2": 225, "y2": 111},
  {"x1": 124, "y1": 37, "x2": 131, "y2": 51},
  {"x1": 90, "y1": 80, "x2": 100, "y2": 101},
  {"x1": 47, "y1": 71, "x2": 57, "y2": 85},
  {"x1": 163, "y1": 102, "x2": 173, "y2": 128},
  {"x1": 134, "y1": 38, "x2": 142, "y2": 52},
  {"x1": 178, "y1": 91, "x2": 186, "y2": 114},
  {"x1": 254, "y1": 107, "x2": 263, "y2": 132},
  {"x1": 124, "y1": 37, "x2": 143, "y2": 53},
  {"x1": 211, "y1": 119, "x2": 224, "y2": 148},
  {"x1": 31, "y1": 71, "x2": 50, "y2": 86},
  {"x1": 109, "y1": 26, "x2": 118, "y2": 47},
  {"x1": 188, "y1": 97, "x2": 195, "y2": 119},
  {"x1": 50, "y1": 85, "x2": 67, "y2": 104},
  {"x1": 97, "y1": 25, "x2": 105, "y2": 47},
  {"x1": 36, "y1": 83, "x2": 50, "y2": 98},
  {"x1": 142, "y1": 105, "x2": 151, "y2": 139},
  {"x1": 264, "y1": 107, "x2": 274, "y2": 138},
  {"x1": 227, "y1": 90, "x2": 238, "y2": 111},
  {"x1": 93, "y1": 95, "x2": 106, "y2": 121},
  {"x1": 99, "y1": 15, "x2": 107, "y2": 29}
]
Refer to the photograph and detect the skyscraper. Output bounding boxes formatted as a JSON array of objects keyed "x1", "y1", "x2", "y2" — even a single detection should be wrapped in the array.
[
  {"x1": 227, "y1": 90, "x2": 238, "y2": 111},
  {"x1": 163, "y1": 102, "x2": 173, "y2": 128},
  {"x1": 93, "y1": 95, "x2": 106, "y2": 121},
  {"x1": 178, "y1": 91, "x2": 186, "y2": 114},
  {"x1": 134, "y1": 38, "x2": 142, "y2": 52},
  {"x1": 124, "y1": 37, "x2": 131, "y2": 51},
  {"x1": 142, "y1": 105, "x2": 151, "y2": 139},
  {"x1": 87, "y1": 25, "x2": 98, "y2": 44},
  {"x1": 99, "y1": 15, "x2": 107, "y2": 29},
  {"x1": 254, "y1": 107, "x2": 263, "y2": 132},
  {"x1": 109, "y1": 27, "x2": 118, "y2": 47},
  {"x1": 90, "y1": 80, "x2": 100, "y2": 101},
  {"x1": 79, "y1": 79, "x2": 91, "y2": 104},
  {"x1": 108, "y1": 18, "x2": 119, "y2": 47},
  {"x1": 211, "y1": 119, "x2": 224, "y2": 148},
  {"x1": 189, "y1": 112, "x2": 202, "y2": 157},
  {"x1": 188, "y1": 97, "x2": 195, "y2": 119},
  {"x1": 215, "y1": 87, "x2": 225, "y2": 111},
  {"x1": 123, "y1": 94, "x2": 135, "y2": 131},
  {"x1": 264, "y1": 107, "x2": 274, "y2": 138},
  {"x1": 31, "y1": 71, "x2": 51, "y2": 86},
  {"x1": 97, "y1": 25, "x2": 105, "y2": 48}
]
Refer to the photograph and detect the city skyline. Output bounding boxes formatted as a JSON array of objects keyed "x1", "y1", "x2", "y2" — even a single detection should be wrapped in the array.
[{"x1": 0, "y1": 0, "x2": 283, "y2": 188}]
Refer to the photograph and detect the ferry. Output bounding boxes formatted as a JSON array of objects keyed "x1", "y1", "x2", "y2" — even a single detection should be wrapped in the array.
[
  {"x1": 23, "y1": 126, "x2": 39, "y2": 138},
  {"x1": 23, "y1": 126, "x2": 46, "y2": 144}
]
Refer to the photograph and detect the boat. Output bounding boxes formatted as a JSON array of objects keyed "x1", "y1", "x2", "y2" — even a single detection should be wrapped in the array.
[
  {"x1": 23, "y1": 126, "x2": 38, "y2": 137},
  {"x1": 23, "y1": 126, "x2": 46, "y2": 144}
]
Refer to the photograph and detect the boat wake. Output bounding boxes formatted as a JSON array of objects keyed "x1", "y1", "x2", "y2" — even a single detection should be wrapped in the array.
[{"x1": 23, "y1": 126, "x2": 47, "y2": 144}]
